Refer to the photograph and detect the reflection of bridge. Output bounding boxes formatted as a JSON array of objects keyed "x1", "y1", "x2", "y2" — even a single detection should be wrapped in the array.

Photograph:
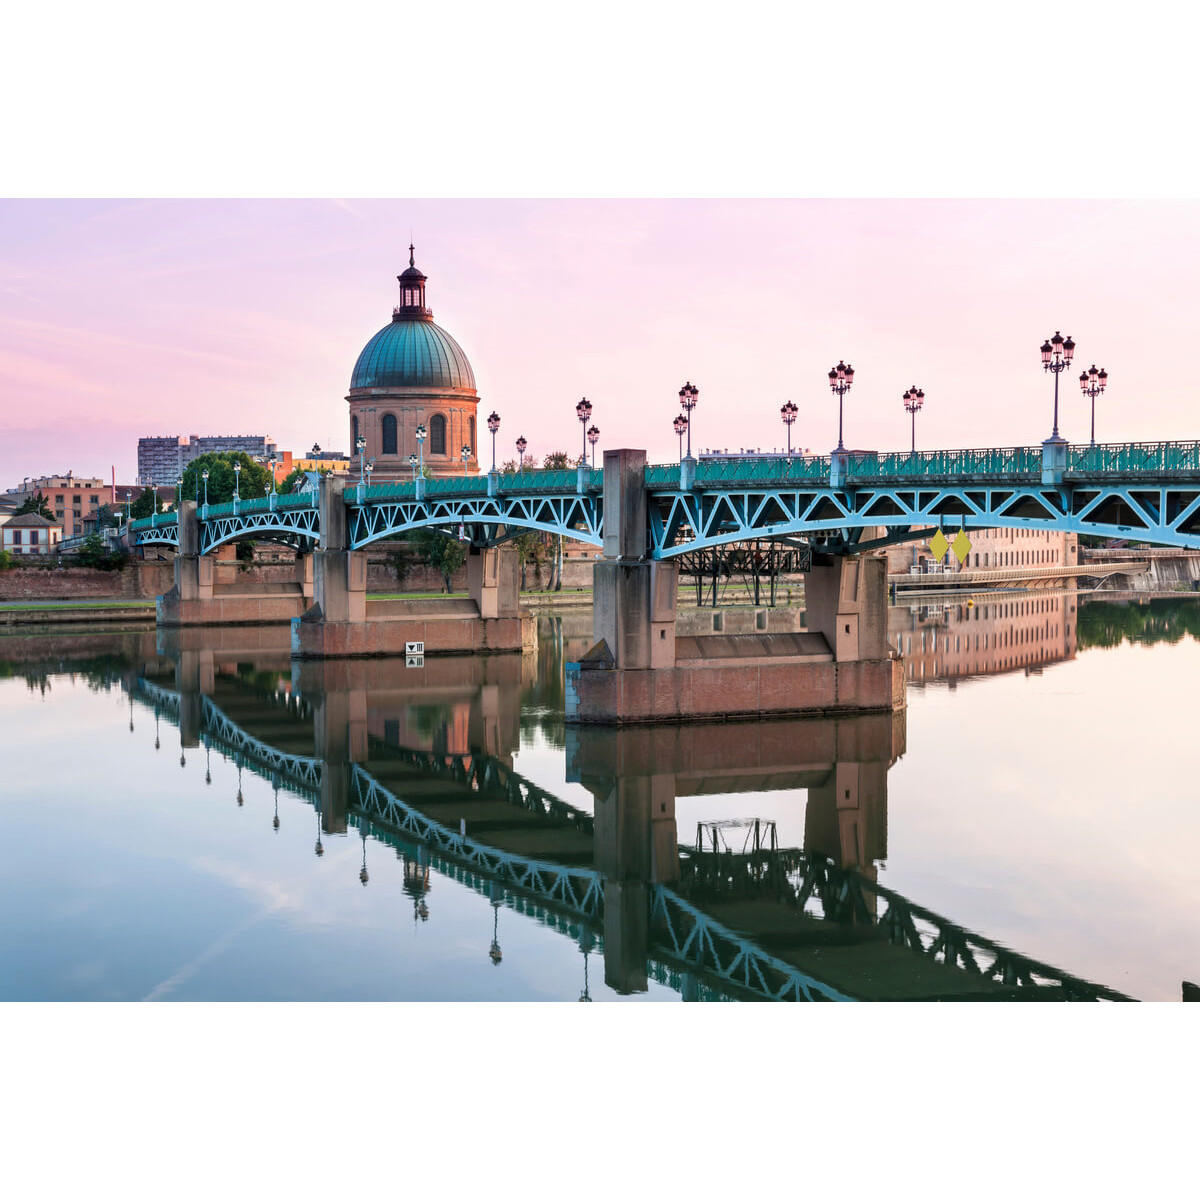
[{"x1": 130, "y1": 654, "x2": 1131, "y2": 1002}]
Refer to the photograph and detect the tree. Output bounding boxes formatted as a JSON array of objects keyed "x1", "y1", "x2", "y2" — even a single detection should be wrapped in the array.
[
  {"x1": 277, "y1": 467, "x2": 308, "y2": 495},
  {"x1": 412, "y1": 528, "x2": 467, "y2": 593},
  {"x1": 76, "y1": 533, "x2": 126, "y2": 570},
  {"x1": 14, "y1": 491, "x2": 53, "y2": 519},
  {"x1": 129, "y1": 487, "x2": 159, "y2": 520},
  {"x1": 540, "y1": 452, "x2": 573, "y2": 590},
  {"x1": 511, "y1": 531, "x2": 546, "y2": 590},
  {"x1": 93, "y1": 504, "x2": 121, "y2": 529},
  {"x1": 180, "y1": 452, "x2": 272, "y2": 506}
]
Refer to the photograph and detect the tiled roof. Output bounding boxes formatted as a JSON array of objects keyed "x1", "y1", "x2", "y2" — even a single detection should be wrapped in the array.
[{"x1": 6, "y1": 512, "x2": 60, "y2": 528}]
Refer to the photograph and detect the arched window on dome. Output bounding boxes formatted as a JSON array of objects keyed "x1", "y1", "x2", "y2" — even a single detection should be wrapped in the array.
[
  {"x1": 382, "y1": 414, "x2": 397, "y2": 455},
  {"x1": 430, "y1": 414, "x2": 446, "y2": 456}
]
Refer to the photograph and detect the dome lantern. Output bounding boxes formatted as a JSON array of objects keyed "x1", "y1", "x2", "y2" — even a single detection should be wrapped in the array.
[{"x1": 394, "y1": 244, "x2": 431, "y2": 320}]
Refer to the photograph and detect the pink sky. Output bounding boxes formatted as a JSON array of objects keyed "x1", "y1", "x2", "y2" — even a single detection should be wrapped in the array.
[{"x1": 1, "y1": 198, "x2": 1197, "y2": 486}]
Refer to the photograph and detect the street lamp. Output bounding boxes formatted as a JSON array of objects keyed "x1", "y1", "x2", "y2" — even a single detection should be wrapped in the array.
[
  {"x1": 827, "y1": 361, "x2": 854, "y2": 451},
  {"x1": 201, "y1": 469, "x2": 209, "y2": 510},
  {"x1": 415, "y1": 423, "x2": 427, "y2": 476},
  {"x1": 902, "y1": 385, "x2": 925, "y2": 453},
  {"x1": 1079, "y1": 364, "x2": 1108, "y2": 447},
  {"x1": 1040, "y1": 330, "x2": 1076, "y2": 440},
  {"x1": 780, "y1": 401, "x2": 798, "y2": 456},
  {"x1": 356, "y1": 435, "x2": 366, "y2": 487},
  {"x1": 461, "y1": 444, "x2": 471, "y2": 476},
  {"x1": 269, "y1": 452, "x2": 277, "y2": 495},
  {"x1": 515, "y1": 436, "x2": 527, "y2": 473},
  {"x1": 673, "y1": 414, "x2": 688, "y2": 461},
  {"x1": 575, "y1": 396, "x2": 592, "y2": 464},
  {"x1": 408, "y1": 453, "x2": 418, "y2": 481},
  {"x1": 678, "y1": 381, "x2": 698, "y2": 458},
  {"x1": 487, "y1": 411, "x2": 500, "y2": 472},
  {"x1": 587, "y1": 425, "x2": 600, "y2": 468},
  {"x1": 233, "y1": 460, "x2": 241, "y2": 508},
  {"x1": 175, "y1": 475, "x2": 183, "y2": 510}
]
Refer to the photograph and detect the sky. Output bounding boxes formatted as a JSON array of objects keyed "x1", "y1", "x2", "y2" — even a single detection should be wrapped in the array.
[{"x1": 3, "y1": 197, "x2": 1198, "y2": 486}]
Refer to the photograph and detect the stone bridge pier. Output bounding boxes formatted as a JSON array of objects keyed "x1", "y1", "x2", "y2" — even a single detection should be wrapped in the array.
[
  {"x1": 566, "y1": 448, "x2": 906, "y2": 724},
  {"x1": 157, "y1": 501, "x2": 312, "y2": 627},
  {"x1": 291, "y1": 477, "x2": 531, "y2": 659}
]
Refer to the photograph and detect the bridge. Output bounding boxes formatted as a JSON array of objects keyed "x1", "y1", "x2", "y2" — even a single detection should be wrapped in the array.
[
  {"x1": 125, "y1": 438, "x2": 1200, "y2": 724},
  {"x1": 127, "y1": 659, "x2": 1132, "y2": 1003}
]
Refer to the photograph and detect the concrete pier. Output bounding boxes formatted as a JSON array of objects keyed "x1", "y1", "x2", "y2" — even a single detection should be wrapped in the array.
[{"x1": 566, "y1": 449, "x2": 905, "y2": 725}]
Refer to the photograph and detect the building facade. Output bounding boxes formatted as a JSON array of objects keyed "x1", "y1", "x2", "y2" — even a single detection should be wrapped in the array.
[
  {"x1": 4, "y1": 475, "x2": 112, "y2": 539},
  {"x1": 137, "y1": 435, "x2": 278, "y2": 486},
  {"x1": 346, "y1": 249, "x2": 480, "y2": 481},
  {"x1": 2, "y1": 513, "x2": 63, "y2": 556}
]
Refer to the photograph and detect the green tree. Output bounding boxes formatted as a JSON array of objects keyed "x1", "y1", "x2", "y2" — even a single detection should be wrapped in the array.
[
  {"x1": 129, "y1": 487, "x2": 159, "y2": 519},
  {"x1": 540, "y1": 452, "x2": 574, "y2": 590},
  {"x1": 76, "y1": 533, "x2": 126, "y2": 570},
  {"x1": 0, "y1": 548, "x2": 13, "y2": 571},
  {"x1": 14, "y1": 491, "x2": 53, "y2": 519},
  {"x1": 180, "y1": 452, "x2": 272, "y2": 506},
  {"x1": 511, "y1": 531, "x2": 546, "y2": 589},
  {"x1": 277, "y1": 466, "x2": 308, "y2": 495},
  {"x1": 412, "y1": 528, "x2": 467, "y2": 593},
  {"x1": 93, "y1": 504, "x2": 121, "y2": 529}
]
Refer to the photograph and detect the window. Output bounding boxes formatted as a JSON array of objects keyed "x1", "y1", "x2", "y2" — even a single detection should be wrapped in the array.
[
  {"x1": 469, "y1": 416, "x2": 476, "y2": 453},
  {"x1": 382, "y1": 413, "x2": 397, "y2": 455},
  {"x1": 30, "y1": 531, "x2": 39, "y2": 545},
  {"x1": 352, "y1": 415, "x2": 359, "y2": 450},
  {"x1": 430, "y1": 414, "x2": 446, "y2": 456},
  {"x1": 73, "y1": 494, "x2": 81, "y2": 504},
  {"x1": 12, "y1": 531, "x2": 21, "y2": 545},
  {"x1": 89, "y1": 496, "x2": 98, "y2": 505},
  {"x1": 56, "y1": 494, "x2": 64, "y2": 503}
]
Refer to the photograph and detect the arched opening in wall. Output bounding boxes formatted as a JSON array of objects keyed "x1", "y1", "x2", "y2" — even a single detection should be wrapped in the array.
[
  {"x1": 469, "y1": 416, "x2": 476, "y2": 454},
  {"x1": 382, "y1": 414, "x2": 397, "y2": 455},
  {"x1": 430, "y1": 414, "x2": 446, "y2": 456},
  {"x1": 352, "y1": 415, "x2": 359, "y2": 451}
]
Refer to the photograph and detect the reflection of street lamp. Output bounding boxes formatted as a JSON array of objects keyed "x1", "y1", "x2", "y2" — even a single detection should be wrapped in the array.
[
  {"x1": 315, "y1": 803, "x2": 324, "y2": 857},
  {"x1": 780, "y1": 401, "x2": 798, "y2": 456},
  {"x1": 1040, "y1": 330, "x2": 1075, "y2": 441},
  {"x1": 587, "y1": 425, "x2": 600, "y2": 468},
  {"x1": 154, "y1": 704, "x2": 160, "y2": 751},
  {"x1": 673, "y1": 414, "x2": 688, "y2": 461},
  {"x1": 827, "y1": 361, "x2": 854, "y2": 451},
  {"x1": 579, "y1": 929, "x2": 595, "y2": 1001},
  {"x1": 359, "y1": 827, "x2": 369, "y2": 887},
  {"x1": 235, "y1": 761, "x2": 243, "y2": 805},
  {"x1": 1079, "y1": 364, "x2": 1108, "y2": 447},
  {"x1": 515, "y1": 436, "x2": 527, "y2": 474},
  {"x1": 489, "y1": 888, "x2": 503, "y2": 965},
  {"x1": 205, "y1": 745, "x2": 212, "y2": 785},
  {"x1": 272, "y1": 777, "x2": 280, "y2": 831},
  {"x1": 902, "y1": 385, "x2": 925, "y2": 453},
  {"x1": 487, "y1": 411, "x2": 500, "y2": 472},
  {"x1": 678, "y1": 381, "x2": 698, "y2": 457},
  {"x1": 575, "y1": 396, "x2": 592, "y2": 463}
]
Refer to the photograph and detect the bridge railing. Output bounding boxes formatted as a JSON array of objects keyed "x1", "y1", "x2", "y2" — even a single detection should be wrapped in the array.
[
  {"x1": 1067, "y1": 440, "x2": 1200, "y2": 474},
  {"x1": 353, "y1": 468, "x2": 602, "y2": 504},
  {"x1": 843, "y1": 446, "x2": 1044, "y2": 479},
  {"x1": 129, "y1": 512, "x2": 179, "y2": 533},
  {"x1": 203, "y1": 492, "x2": 318, "y2": 519}
]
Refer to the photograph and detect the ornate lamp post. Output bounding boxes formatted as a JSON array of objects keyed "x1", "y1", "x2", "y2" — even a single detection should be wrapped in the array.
[
  {"x1": 515, "y1": 436, "x2": 527, "y2": 474},
  {"x1": 415, "y1": 423, "x2": 427, "y2": 476},
  {"x1": 587, "y1": 425, "x2": 600, "y2": 468},
  {"x1": 487, "y1": 411, "x2": 500, "y2": 472},
  {"x1": 461, "y1": 444, "x2": 471, "y2": 476},
  {"x1": 575, "y1": 396, "x2": 593, "y2": 464},
  {"x1": 902, "y1": 385, "x2": 925, "y2": 453},
  {"x1": 780, "y1": 401, "x2": 798, "y2": 456},
  {"x1": 678, "y1": 381, "x2": 698, "y2": 458},
  {"x1": 827, "y1": 361, "x2": 854, "y2": 451},
  {"x1": 175, "y1": 475, "x2": 183, "y2": 510},
  {"x1": 233, "y1": 460, "x2": 241, "y2": 511},
  {"x1": 268, "y1": 453, "x2": 277, "y2": 495},
  {"x1": 408, "y1": 453, "x2": 418, "y2": 482},
  {"x1": 674, "y1": 414, "x2": 688, "y2": 461},
  {"x1": 1040, "y1": 330, "x2": 1076, "y2": 440},
  {"x1": 356, "y1": 435, "x2": 366, "y2": 486},
  {"x1": 1079, "y1": 364, "x2": 1108, "y2": 446},
  {"x1": 201, "y1": 469, "x2": 209, "y2": 512}
]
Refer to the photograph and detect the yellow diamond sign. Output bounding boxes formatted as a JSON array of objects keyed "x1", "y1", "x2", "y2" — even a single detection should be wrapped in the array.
[
  {"x1": 929, "y1": 529, "x2": 950, "y2": 562},
  {"x1": 951, "y1": 529, "x2": 972, "y2": 565}
]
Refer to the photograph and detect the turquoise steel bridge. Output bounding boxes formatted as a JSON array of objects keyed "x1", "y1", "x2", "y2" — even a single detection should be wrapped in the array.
[{"x1": 130, "y1": 440, "x2": 1200, "y2": 557}]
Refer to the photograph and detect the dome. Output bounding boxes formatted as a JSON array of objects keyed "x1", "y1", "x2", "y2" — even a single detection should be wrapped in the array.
[{"x1": 350, "y1": 319, "x2": 476, "y2": 391}]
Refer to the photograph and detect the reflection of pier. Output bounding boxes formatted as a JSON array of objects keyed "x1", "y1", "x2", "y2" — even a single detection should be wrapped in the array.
[
  {"x1": 130, "y1": 646, "x2": 1129, "y2": 1002},
  {"x1": 890, "y1": 591, "x2": 1078, "y2": 686}
]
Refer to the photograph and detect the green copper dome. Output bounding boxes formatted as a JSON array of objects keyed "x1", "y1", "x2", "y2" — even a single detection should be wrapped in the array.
[
  {"x1": 350, "y1": 251, "x2": 476, "y2": 391},
  {"x1": 350, "y1": 319, "x2": 476, "y2": 391}
]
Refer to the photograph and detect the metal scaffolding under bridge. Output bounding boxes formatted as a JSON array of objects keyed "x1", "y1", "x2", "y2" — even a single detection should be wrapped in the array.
[{"x1": 674, "y1": 539, "x2": 812, "y2": 607}]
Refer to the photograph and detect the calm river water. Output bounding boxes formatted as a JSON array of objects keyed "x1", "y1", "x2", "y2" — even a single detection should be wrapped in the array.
[{"x1": 2, "y1": 593, "x2": 1197, "y2": 1002}]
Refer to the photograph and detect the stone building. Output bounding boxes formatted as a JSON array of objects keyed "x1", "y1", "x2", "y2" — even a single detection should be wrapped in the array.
[
  {"x1": 2, "y1": 512, "x2": 63, "y2": 556},
  {"x1": 346, "y1": 249, "x2": 480, "y2": 480}
]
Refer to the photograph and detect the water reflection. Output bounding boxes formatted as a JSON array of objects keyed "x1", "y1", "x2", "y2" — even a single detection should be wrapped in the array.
[{"x1": 63, "y1": 625, "x2": 1124, "y2": 1001}]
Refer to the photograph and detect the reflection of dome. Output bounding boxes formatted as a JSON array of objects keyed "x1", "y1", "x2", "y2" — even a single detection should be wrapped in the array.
[{"x1": 350, "y1": 320, "x2": 475, "y2": 391}]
